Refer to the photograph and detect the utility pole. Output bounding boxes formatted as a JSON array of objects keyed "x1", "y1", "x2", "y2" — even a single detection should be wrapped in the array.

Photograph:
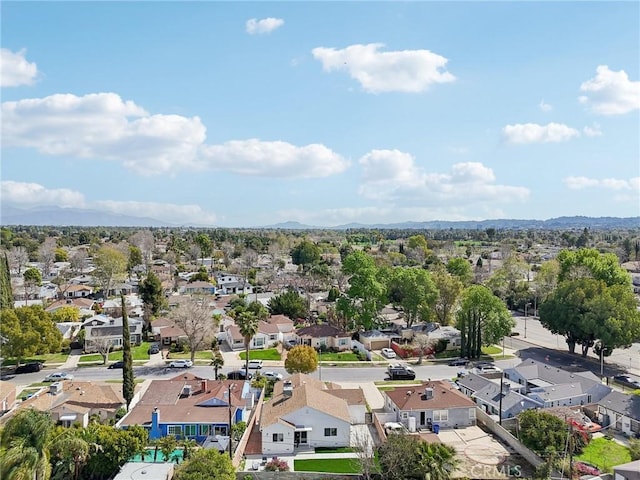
[
  {"x1": 227, "y1": 383, "x2": 234, "y2": 459},
  {"x1": 498, "y1": 373, "x2": 504, "y2": 426}
]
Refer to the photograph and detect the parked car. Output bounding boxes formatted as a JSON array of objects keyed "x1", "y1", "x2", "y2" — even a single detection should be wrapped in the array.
[
  {"x1": 448, "y1": 358, "x2": 469, "y2": 367},
  {"x1": 387, "y1": 364, "x2": 416, "y2": 380},
  {"x1": 613, "y1": 374, "x2": 640, "y2": 389},
  {"x1": 15, "y1": 362, "x2": 43, "y2": 374},
  {"x1": 476, "y1": 365, "x2": 502, "y2": 374},
  {"x1": 381, "y1": 348, "x2": 396, "y2": 359},
  {"x1": 148, "y1": 344, "x2": 160, "y2": 355},
  {"x1": 169, "y1": 359, "x2": 193, "y2": 368},
  {"x1": 248, "y1": 360, "x2": 263, "y2": 369},
  {"x1": 43, "y1": 372, "x2": 74, "y2": 382},
  {"x1": 108, "y1": 361, "x2": 124, "y2": 369},
  {"x1": 384, "y1": 422, "x2": 407, "y2": 434},
  {"x1": 262, "y1": 371, "x2": 283, "y2": 381},
  {"x1": 227, "y1": 369, "x2": 252, "y2": 380}
]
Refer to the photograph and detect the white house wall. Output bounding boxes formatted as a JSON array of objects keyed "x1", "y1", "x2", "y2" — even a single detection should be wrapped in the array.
[
  {"x1": 282, "y1": 407, "x2": 350, "y2": 450},
  {"x1": 262, "y1": 422, "x2": 294, "y2": 455}
]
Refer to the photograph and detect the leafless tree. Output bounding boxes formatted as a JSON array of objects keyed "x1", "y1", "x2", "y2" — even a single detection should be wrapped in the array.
[
  {"x1": 414, "y1": 334, "x2": 434, "y2": 365},
  {"x1": 130, "y1": 230, "x2": 155, "y2": 268},
  {"x1": 90, "y1": 336, "x2": 114, "y2": 364},
  {"x1": 70, "y1": 249, "x2": 88, "y2": 275},
  {"x1": 39, "y1": 238, "x2": 57, "y2": 277},
  {"x1": 187, "y1": 244, "x2": 201, "y2": 265},
  {"x1": 352, "y1": 428, "x2": 377, "y2": 480},
  {"x1": 9, "y1": 246, "x2": 29, "y2": 275},
  {"x1": 170, "y1": 296, "x2": 219, "y2": 362}
]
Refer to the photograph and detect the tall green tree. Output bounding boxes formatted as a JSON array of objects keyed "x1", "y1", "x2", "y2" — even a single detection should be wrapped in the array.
[
  {"x1": 290, "y1": 240, "x2": 321, "y2": 272},
  {"x1": 49, "y1": 427, "x2": 92, "y2": 480},
  {"x1": 518, "y1": 409, "x2": 587, "y2": 457},
  {"x1": 556, "y1": 248, "x2": 630, "y2": 287},
  {"x1": 211, "y1": 349, "x2": 224, "y2": 380},
  {"x1": 92, "y1": 245, "x2": 127, "y2": 297},
  {"x1": 456, "y1": 285, "x2": 514, "y2": 359},
  {"x1": 23, "y1": 267, "x2": 42, "y2": 303},
  {"x1": 0, "y1": 409, "x2": 54, "y2": 480},
  {"x1": 446, "y1": 257, "x2": 474, "y2": 286},
  {"x1": 0, "y1": 305, "x2": 62, "y2": 365},
  {"x1": 539, "y1": 278, "x2": 640, "y2": 356},
  {"x1": 194, "y1": 233, "x2": 213, "y2": 264},
  {"x1": 138, "y1": 270, "x2": 165, "y2": 331},
  {"x1": 236, "y1": 310, "x2": 259, "y2": 373},
  {"x1": 267, "y1": 290, "x2": 308, "y2": 319},
  {"x1": 121, "y1": 295, "x2": 135, "y2": 410},
  {"x1": 127, "y1": 245, "x2": 143, "y2": 278},
  {"x1": 0, "y1": 252, "x2": 13, "y2": 309},
  {"x1": 336, "y1": 251, "x2": 386, "y2": 330},
  {"x1": 82, "y1": 423, "x2": 147, "y2": 479},
  {"x1": 432, "y1": 267, "x2": 463, "y2": 326},
  {"x1": 385, "y1": 267, "x2": 437, "y2": 328}
]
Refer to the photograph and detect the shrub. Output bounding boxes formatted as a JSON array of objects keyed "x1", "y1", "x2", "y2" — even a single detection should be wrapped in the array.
[{"x1": 264, "y1": 457, "x2": 289, "y2": 471}]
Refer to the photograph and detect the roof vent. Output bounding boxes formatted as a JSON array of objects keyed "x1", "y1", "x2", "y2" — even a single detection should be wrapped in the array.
[
  {"x1": 424, "y1": 387, "x2": 433, "y2": 400},
  {"x1": 283, "y1": 380, "x2": 293, "y2": 397},
  {"x1": 181, "y1": 385, "x2": 192, "y2": 397}
]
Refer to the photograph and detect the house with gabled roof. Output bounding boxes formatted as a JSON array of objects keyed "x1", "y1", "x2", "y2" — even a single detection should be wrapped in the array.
[
  {"x1": 294, "y1": 324, "x2": 352, "y2": 351},
  {"x1": 82, "y1": 315, "x2": 144, "y2": 353},
  {"x1": 259, "y1": 373, "x2": 360, "y2": 455},
  {"x1": 119, "y1": 374, "x2": 253, "y2": 444},
  {"x1": 595, "y1": 390, "x2": 640, "y2": 437},
  {"x1": 504, "y1": 359, "x2": 611, "y2": 407},
  {"x1": 383, "y1": 380, "x2": 477, "y2": 431}
]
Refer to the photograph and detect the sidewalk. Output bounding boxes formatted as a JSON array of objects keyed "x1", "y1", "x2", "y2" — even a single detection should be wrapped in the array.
[{"x1": 58, "y1": 348, "x2": 83, "y2": 370}]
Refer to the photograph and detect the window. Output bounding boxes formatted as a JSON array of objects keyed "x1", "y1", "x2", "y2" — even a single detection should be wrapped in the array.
[
  {"x1": 401, "y1": 412, "x2": 408, "y2": 419},
  {"x1": 272, "y1": 433, "x2": 284, "y2": 442},
  {"x1": 168, "y1": 425, "x2": 183, "y2": 436},
  {"x1": 200, "y1": 425, "x2": 212, "y2": 436},
  {"x1": 184, "y1": 425, "x2": 197, "y2": 436},
  {"x1": 432, "y1": 410, "x2": 448, "y2": 422},
  {"x1": 269, "y1": 334, "x2": 277, "y2": 340},
  {"x1": 339, "y1": 338, "x2": 348, "y2": 346},
  {"x1": 254, "y1": 337, "x2": 265, "y2": 347},
  {"x1": 324, "y1": 428, "x2": 337, "y2": 437}
]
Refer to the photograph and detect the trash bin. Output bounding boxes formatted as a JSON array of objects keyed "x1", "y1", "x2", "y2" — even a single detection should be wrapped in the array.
[{"x1": 433, "y1": 424, "x2": 440, "y2": 434}]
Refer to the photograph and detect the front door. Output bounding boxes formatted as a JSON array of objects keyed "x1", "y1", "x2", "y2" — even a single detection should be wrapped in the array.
[
  {"x1": 420, "y1": 411, "x2": 426, "y2": 426},
  {"x1": 294, "y1": 431, "x2": 308, "y2": 447}
]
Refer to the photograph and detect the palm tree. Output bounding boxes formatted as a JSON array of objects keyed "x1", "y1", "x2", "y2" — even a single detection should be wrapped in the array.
[
  {"x1": 416, "y1": 442, "x2": 458, "y2": 480},
  {"x1": 0, "y1": 409, "x2": 54, "y2": 480},
  {"x1": 49, "y1": 429, "x2": 92, "y2": 480},
  {"x1": 211, "y1": 349, "x2": 224, "y2": 380},
  {"x1": 236, "y1": 310, "x2": 259, "y2": 374}
]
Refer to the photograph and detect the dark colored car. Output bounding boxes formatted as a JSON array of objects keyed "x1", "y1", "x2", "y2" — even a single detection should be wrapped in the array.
[
  {"x1": 227, "y1": 370, "x2": 253, "y2": 380},
  {"x1": 448, "y1": 358, "x2": 469, "y2": 367},
  {"x1": 387, "y1": 365, "x2": 416, "y2": 380},
  {"x1": 108, "y1": 361, "x2": 124, "y2": 369},
  {"x1": 15, "y1": 362, "x2": 43, "y2": 374},
  {"x1": 613, "y1": 374, "x2": 640, "y2": 389},
  {"x1": 148, "y1": 345, "x2": 160, "y2": 355}
]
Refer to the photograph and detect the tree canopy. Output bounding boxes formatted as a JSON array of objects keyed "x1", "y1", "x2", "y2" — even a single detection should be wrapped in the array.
[
  {"x1": 0, "y1": 305, "x2": 63, "y2": 364},
  {"x1": 556, "y1": 248, "x2": 630, "y2": 287},
  {"x1": 284, "y1": 345, "x2": 318, "y2": 374},
  {"x1": 290, "y1": 240, "x2": 321, "y2": 271},
  {"x1": 173, "y1": 448, "x2": 235, "y2": 480},
  {"x1": 268, "y1": 289, "x2": 308, "y2": 319},
  {"x1": 385, "y1": 266, "x2": 437, "y2": 328}
]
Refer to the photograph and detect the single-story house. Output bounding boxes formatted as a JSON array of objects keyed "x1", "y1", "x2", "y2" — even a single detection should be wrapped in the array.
[
  {"x1": 119, "y1": 374, "x2": 252, "y2": 443},
  {"x1": 294, "y1": 325, "x2": 352, "y2": 351},
  {"x1": 358, "y1": 330, "x2": 391, "y2": 351},
  {"x1": 63, "y1": 284, "x2": 94, "y2": 299},
  {"x1": 596, "y1": 390, "x2": 640, "y2": 437},
  {"x1": 456, "y1": 373, "x2": 538, "y2": 419},
  {"x1": 614, "y1": 460, "x2": 640, "y2": 480},
  {"x1": 383, "y1": 380, "x2": 478, "y2": 431},
  {"x1": 179, "y1": 281, "x2": 216, "y2": 296},
  {"x1": 259, "y1": 374, "x2": 352, "y2": 455}
]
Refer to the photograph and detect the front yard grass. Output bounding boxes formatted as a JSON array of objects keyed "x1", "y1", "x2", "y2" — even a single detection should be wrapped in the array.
[
  {"x1": 576, "y1": 437, "x2": 631, "y2": 472},
  {"x1": 481, "y1": 345, "x2": 502, "y2": 355},
  {"x1": 3, "y1": 352, "x2": 69, "y2": 365},
  {"x1": 168, "y1": 350, "x2": 216, "y2": 360},
  {"x1": 239, "y1": 349, "x2": 281, "y2": 361},
  {"x1": 319, "y1": 352, "x2": 360, "y2": 361},
  {"x1": 109, "y1": 342, "x2": 151, "y2": 361},
  {"x1": 294, "y1": 458, "x2": 361, "y2": 473}
]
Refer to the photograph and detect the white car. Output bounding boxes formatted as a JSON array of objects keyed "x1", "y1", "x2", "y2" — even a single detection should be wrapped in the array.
[
  {"x1": 43, "y1": 372, "x2": 74, "y2": 382},
  {"x1": 381, "y1": 348, "x2": 396, "y2": 359},
  {"x1": 476, "y1": 365, "x2": 502, "y2": 374},
  {"x1": 262, "y1": 371, "x2": 283, "y2": 381},
  {"x1": 248, "y1": 359, "x2": 263, "y2": 369},
  {"x1": 169, "y1": 359, "x2": 193, "y2": 368}
]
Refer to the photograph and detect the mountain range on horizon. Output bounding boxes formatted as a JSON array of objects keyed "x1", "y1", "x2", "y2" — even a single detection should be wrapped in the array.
[{"x1": 1, "y1": 205, "x2": 639, "y2": 230}]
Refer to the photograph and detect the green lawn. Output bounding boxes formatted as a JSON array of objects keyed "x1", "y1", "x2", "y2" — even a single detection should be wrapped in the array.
[
  {"x1": 319, "y1": 352, "x2": 360, "y2": 361},
  {"x1": 576, "y1": 437, "x2": 631, "y2": 472},
  {"x1": 294, "y1": 458, "x2": 361, "y2": 473},
  {"x1": 239, "y1": 349, "x2": 281, "y2": 361},
  {"x1": 79, "y1": 354, "x2": 104, "y2": 363},
  {"x1": 109, "y1": 342, "x2": 152, "y2": 361},
  {"x1": 376, "y1": 381, "x2": 423, "y2": 388},
  {"x1": 3, "y1": 352, "x2": 69, "y2": 365},
  {"x1": 481, "y1": 346, "x2": 502, "y2": 355},
  {"x1": 168, "y1": 350, "x2": 217, "y2": 360}
]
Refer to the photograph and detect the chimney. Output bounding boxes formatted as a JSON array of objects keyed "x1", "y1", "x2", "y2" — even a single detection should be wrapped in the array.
[
  {"x1": 283, "y1": 380, "x2": 293, "y2": 397},
  {"x1": 201, "y1": 379, "x2": 207, "y2": 393},
  {"x1": 150, "y1": 408, "x2": 161, "y2": 440}
]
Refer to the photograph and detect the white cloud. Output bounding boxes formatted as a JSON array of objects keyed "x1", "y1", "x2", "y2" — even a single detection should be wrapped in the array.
[
  {"x1": 539, "y1": 100, "x2": 553, "y2": 112},
  {"x1": 2, "y1": 92, "x2": 347, "y2": 178},
  {"x1": 1, "y1": 181, "x2": 218, "y2": 225},
  {"x1": 1, "y1": 180, "x2": 85, "y2": 207},
  {"x1": 200, "y1": 139, "x2": 349, "y2": 178},
  {"x1": 357, "y1": 149, "x2": 529, "y2": 206},
  {"x1": 583, "y1": 124, "x2": 602, "y2": 137},
  {"x1": 245, "y1": 17, "x2": 284, "y2": 35},
  {"x1": 579, "y1": 65, "x2": 640, "y2": 115},
  {"x1": 311, "y1": 43, "x2": 455, "y2": 93},
  {"x1": 502, "y1": 122, "x2": 580, "y2": 144},
  {"x1": 0, "y1": 48, "x2": 39, "y2": 87},
  {"x1": 564, "y1": 175, "x2": 639, "y2": 191}
]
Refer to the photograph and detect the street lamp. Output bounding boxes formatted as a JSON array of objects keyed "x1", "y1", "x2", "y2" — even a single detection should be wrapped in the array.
[{"x1": 524, "y1": 302, "x2": 531, "y2": 338}]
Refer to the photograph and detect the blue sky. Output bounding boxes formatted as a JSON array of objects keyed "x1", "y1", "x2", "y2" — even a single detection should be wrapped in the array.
[{"x1": 1, "y1": 1, "x2": 639, "y2": 227}]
